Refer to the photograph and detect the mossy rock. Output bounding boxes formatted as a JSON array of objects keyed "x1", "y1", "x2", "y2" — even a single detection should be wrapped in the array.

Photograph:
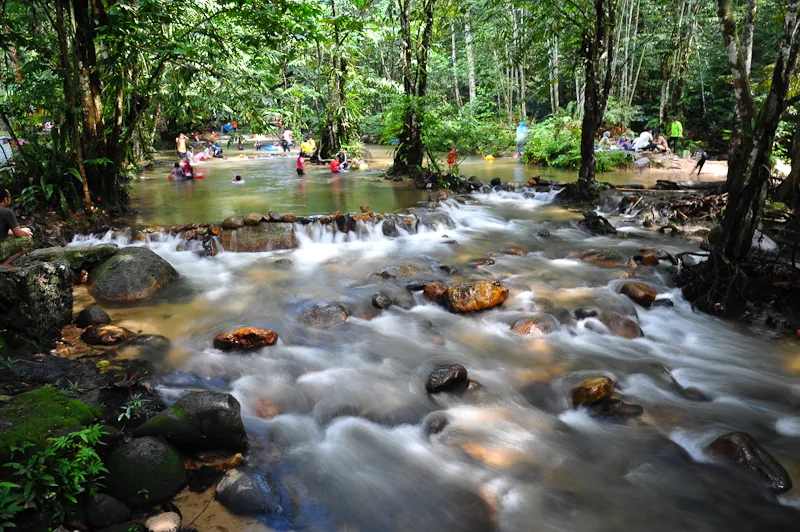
[
  {"x1": 89, "y1": 247, "x2": 179, "y2": 303},
  {"x1": 0, "y1": 386, "x2": 100, "y2": 462},
  {"x1": 14, "y1": 244, "x2": 120, "y2": 276},
  {"x1": 106, "y1": 436, "x2": 186, "y2": 507}
]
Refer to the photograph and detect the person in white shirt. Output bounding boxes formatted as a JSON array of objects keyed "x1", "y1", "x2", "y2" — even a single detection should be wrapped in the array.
[{"x1": 632, "y1": 129, "x2": 653, "y2": 150}]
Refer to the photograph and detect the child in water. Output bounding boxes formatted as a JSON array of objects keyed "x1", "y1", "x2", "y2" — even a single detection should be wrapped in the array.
[
  {"x1": 330, "y1": 158, "x2": 341, "y2": 173},
  {"x1": 232, "y1": 175, "x2": 245, "y2": 184},
  {"x1": 168, "y1": 162, "x2": 184, "y2": 181},
  {"x1": 296, "y1": 153, "x2": 307, "y2": 175}
]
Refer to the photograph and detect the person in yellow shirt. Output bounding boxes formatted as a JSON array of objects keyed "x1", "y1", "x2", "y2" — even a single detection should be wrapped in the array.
[{"x1": 300, "y1": 137, "x2": 317, "y2": 156}]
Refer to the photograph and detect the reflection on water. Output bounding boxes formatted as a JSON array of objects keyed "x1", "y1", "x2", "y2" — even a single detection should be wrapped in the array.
[{"x1": 97, "y1": 174, "x2": 797, "y2": 531}]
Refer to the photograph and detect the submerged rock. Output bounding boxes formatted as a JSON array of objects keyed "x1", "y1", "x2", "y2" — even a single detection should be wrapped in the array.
[
  {"x1": 133, "y1": 392, "x2": 247, "y2": 453},
  {"x1": 706, "y1": 432, "x2": 792, "y2": 492},
  {"x1": 216, "y1": 468, "x2": 282, "y2": 516},
  {"x1": 652, "y1": 298, "x2": 674, "y2": 308},
  {"x1": 75, "y1": 304, "x2": 111, "y2": 328},
  {"x1": 426, "y1": 364, "x2": 469, "y2": 393},
  {"x1": 219, "y1": 223, "x2": 298, "y2": 252},
  {"x1": 574, "y1": 308, "x2": 599, "y2": 320},
  {"x1": 213, "y1": 328, "x2": 278, "y2": 351},
  {"x1": 501, "y1": 247, "x2": 527, "y2": 256},
  {"x1": 588, "y1": 399, "x2": 644, "y2": 420},
  {"x1": 572, "y1": 376, "x2": 614, "y2": 406},
  {"x1": 86, "y1": 494, "x2": 132, "y2": 530},
  {"x1": 81, "y1": 324, "x2": 134, "y2": 346},
  {"x1": 110, "y1": 334, "x2": 172, "y2": 364},
  {"x1": 375, "y1": 264, "x2": 421, "y2": 279},
  {"x1": 419, "y1": 211, "x2": 456, "y2": 230},
  {"x1": 511, "y1": 314, "x2": 559, "y2": 336},
  {"x1": 423, "y1": 412, "x2": 450, "y2": 436},
  {"x1": 568, "y1": 248, "x2": 635, "y2": 268},
  {"x1": 620, "y1": 282, "x2": 657, "y2": 307},
  {"x1": 106, "y1": 436, "x2": 186, "y2": 507},
  {"x1": 372, "y1": 292, "x2": 393, "y2": 309},
  {"x1": 301, "y1": 303, "x2": 348, "y2": 328},
  {"x1": 89, "y1": 247, "x2": 179, "y2": 302},
  {"x1": 597, "y1": 311, "x2": 644, "y2": 339},
  {"x1": 445, "y1": 280, "x2": 509, "y2": 313}
]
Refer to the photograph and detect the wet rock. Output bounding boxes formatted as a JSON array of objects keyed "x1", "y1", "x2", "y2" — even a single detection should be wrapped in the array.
[
  {"x1": 405, "y1": 280, "x2": 430, "y2": 291},
  {"x1": 598, "y1": 311, "x2": 644, "y2": 339},
  {"x1": 640, "y1": 253, "x2": 660, "y2": 266},
  {"x1": 423, "y1": 412, "x2": 450, "y2": 436},
  {"x1": 86, "y1": 494, "x2": 131, "y2": 530},
  {"x1": 266, "y1": 210, "x2": 281, "y2": 222},
  {"x1": 426, "y1": 364, "x2": 469, "y2": 393},
  {"x1": 423, "y1": 282, "x2": 448, "y2": 302},
  {"x1": 0, "y1": 260, "x2": 72, "y2": 354},
  {"x1": 652, "y1": 298, "x2": 674, "y2": 308},
  {"x1": 372, "y1": 292, "x2": 393, "y2": 309},
  {"x1": 144, "y1": 512, "x2": 181, "y2": 532},
  {"x1": 574, "y1": 308, "x2": 598, "y2": 320},
  {"x1": 375, "y1": 264, "x2": 420, "y2": 279},
  {"x1": 106, "y1": 436, "x2": 186, "y2": 507},
  {"x1": 81, "y1": 325, "x2": 134, "y2": 346},
  {"x1": 620, "y1": 282, "x2": 657, "y2": 308},
  {"x1": 244, "y1": 213, "x2": 264, "y2": 226},
  {"x1": 490, "y1": 177, "x2": 502, "y2": 187},
  {"x1": 579, "y1": 212, "x2": 617, "y2": 235},
  {"x1": 281, "y1": 213, "x2": 297, "y2": 223},
  {"x1": 381, "y1": 219, "x2": 399, "y2": 237},
  {"x1": 89, "y1": 247, "x2": 179, "y2": 302},
  {"x1": 537, "y1": 229, "x2": 551, "y2": 238},
  {"x1": 706, "y1": 432, "x2": 792, "y2": 492},
  {"x1": 75, "y1": 305, "x2": 111, "y2": 328},
  {"x1": 469, "y1": 257, "x2": 495, "y2": 267},
  {"x1": 110, "y1": 334, "x2": 171, "y2": 364},
  {"x1": 589, "y1": 399, "x2": 644, "y2": 420},
  {"x1": 301, "y1": 303, "x2": 348, "y2": 328},
  {"x1": 360, "y1": 204, "x2": 370, "y2": 213},
  {"x1": 222, "y1": 215, "x2": 245, "y2": 229},
  {"x1": 213, "y1": 328, "x2": 278, "y2": 351},
  {"x1": 216, "y1": 468, "x2": 282, "y2": 516},
  {"x1": 445, "y1": 280, "x2": 509, "y2": 313},
  {"x1": 208, "y1": 224, "x2": 223, "y2": 236},
  {"x1": 511, "y1": 314, "x2": 559, "y2": 336},
  {"x1": 219, "y1": 222, "x2": 298, "y2": 252},
  {"x1": 501, "y1": 247, "x2": 527, "y2": 256},
  {"x1": 134, "y1": 392, "x2": 247, "y2": 453},
  {"x1": 569, "y1": 248, "x2": 635, "y2": 268},
  {"x1": 437, "y1": 264, "x2": 458, "y2": 274},
  {"x1": 14, "y1": 244, "x2": 119, "y2": 276},
  {"x1": 419, "y1": 211, "x2": 456, "y2": 230},
  {"x1": 572, "y1": 376, "x2": 614, "y2": 406}
]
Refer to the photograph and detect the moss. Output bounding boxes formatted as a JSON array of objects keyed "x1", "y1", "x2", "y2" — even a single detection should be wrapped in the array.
[{"x1": 0, "y1": 386, "x2": 100, "y2": 462}]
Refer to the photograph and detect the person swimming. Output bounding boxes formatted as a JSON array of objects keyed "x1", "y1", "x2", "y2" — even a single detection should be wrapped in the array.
[{"x1": 232, "y1": 174, "x2": 245, "y2": 184}]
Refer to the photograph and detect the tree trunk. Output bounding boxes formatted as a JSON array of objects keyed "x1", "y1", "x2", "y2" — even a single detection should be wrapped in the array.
[
  {"x1": 715, "y1": 0, "x2": 800, "y2": 261},
  {"x1": 742, "y1": 0, "x2": 758, "y2": 76},
  {"x1": 451, "y1": 22, "x2": 462, "y2": 108},
  {"x1": 551, "y1": 32, "x2": 560, "y2": 113},
  {"x1": 465, "y1": 18, "x2": 476, "y2": 106}
]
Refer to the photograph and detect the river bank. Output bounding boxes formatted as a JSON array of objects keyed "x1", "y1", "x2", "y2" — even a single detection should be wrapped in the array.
[{"x1": 3, "y1": 178, "x2": 800, "y2": 530}]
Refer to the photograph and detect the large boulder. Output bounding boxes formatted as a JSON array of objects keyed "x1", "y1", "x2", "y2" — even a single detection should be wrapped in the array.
[
  {"x1": 0, "y1": 260, "x2": 72, "y2": 353},
  {"x1": 706, "y1": 432, "x2": 792, "y2": 492},
  {"x1": 301, "y1": 303, "x2": 348, "y2": 328},
  {"x1": 89, "y1": 247, "x2": 179, "y2": 303},
  {"x1": 215, "y1": 468, "x2": 282, "y2": 516},
  {"x1": 14, "y1": 244, "x2": 119, "y2": 276},
  {"x1": 444, "y1": 281, "x2": 509, "y2": 313},
  {"x1": 86, "y1": 494, "x2": 131, "y2": 530},
  {"x1": 133, "y1": 392, "x2": 247, "y2": 453},
  {"x1": 213, "y1": 328, "x2": 278, "y2": 351},
  {"x1": 106, "y1": 437, "x2": 186, "y2": 507},
  {"x1": 75, "y1": 305, "x2": 111, "y2": 328},
  {"x1": 219, "y1": 223, "x2": 297, "y2": 252},
  {"x1": 620, "y1": 282, "x2": 657, "y2": 307}
]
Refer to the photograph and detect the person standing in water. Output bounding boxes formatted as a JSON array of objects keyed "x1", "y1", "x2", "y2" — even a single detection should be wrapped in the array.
[
  {"x1": 297, "y1": 153, "x2": 307, "y2": 175},
  {"x1": 175, "y1": 132, "x2": 189, "y2": 159},
  {"x1": 515, "y1": 122, "x2": 529, "y2": 158}
]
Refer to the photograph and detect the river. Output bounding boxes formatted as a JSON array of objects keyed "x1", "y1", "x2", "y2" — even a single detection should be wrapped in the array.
[{"x1": 72, "y1": 153, "x2": 800, "y2": 531}]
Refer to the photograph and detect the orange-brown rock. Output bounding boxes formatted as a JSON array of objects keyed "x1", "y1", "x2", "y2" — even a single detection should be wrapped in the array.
[
  {"x1": 208, "y1": 224, "x2": 223, "y2": 236},
  {"x1": 445, "y1": 281, "x2": 509, "y2": 313},
  {"x1": 360, "y1": 204, "x2": 370, "y2": 213},
  {"x1": 252, "y1": 398, "x2": 280, "y2": 419},
  {"x1": 81, "y1": 325, "x2": 134, "y2": 346},
  {"x1": 281, "y1": 213, "x2": 297, "y2": 223},
  {"x1": 641, "y1": 253, "x2": 659, "y2": 266},
  {"x1": 213, "y1": 328, "x2": 278, "y2": 351},
  {"x1": 572, "y1": 376, "x2": 614, "y2": 406},
  {"x1": 511, "y1": 314, "x2": 559, "y2": 336},
  {"x1": 568, "y1": 248, "x2": 636, "y2": 268},
  {"x1": 501, "y1": 247, "x2": 527, "y2": 256},
  {"x1": 598, "y1": 311, "x2": 644, "y2": 339},
  {"x1": 527, "y1": 176, "x2": 539, "y2": 186},
  {"x1": 424, "y1": 283, "x2": 448, "y2": 302},
  {"x1": 620, "y1": 282, "x2": 657, "y2": 307}
]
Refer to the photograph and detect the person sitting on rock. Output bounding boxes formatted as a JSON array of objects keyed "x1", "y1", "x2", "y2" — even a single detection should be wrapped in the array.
[{"x1": 0, "y1": 188, "x2": 33, "y2": 266}]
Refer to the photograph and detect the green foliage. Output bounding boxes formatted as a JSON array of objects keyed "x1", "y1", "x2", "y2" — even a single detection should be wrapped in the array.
[
  {"x1": 118, "y1": 393, "x2": 151, "y2": 423},
  {"x1": 2, "y1": 425, "x2": 108, "y2": 525}
]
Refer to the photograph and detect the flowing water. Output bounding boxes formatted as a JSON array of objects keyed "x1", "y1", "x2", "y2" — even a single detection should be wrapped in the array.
[{"x1": 75, "y1": 160, "x2": 800, "y2": 531}]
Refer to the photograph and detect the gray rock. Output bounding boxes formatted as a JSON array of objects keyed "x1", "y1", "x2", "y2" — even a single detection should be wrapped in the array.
[
  {"x1": 86, "y1": 494, "x2": 131, "y2": 529},
  {"x1": 75, "y1": 305, "x2": 111, "y2": 328},
  {"x1": 219, "y1": 223, "x2": 297, "y2": 252},
  {"x1": 144, "y1": 512, "x2": 181, "y2": 532},
  {"x1": 381, "y1": 219, "x2": 399, "y2": 237},
  {"x1": 215, "y1": 468, "x2": 282, "y2": 516},
  {"x1": 14, "y1": 244, "x2": 119, "y2": 275},
  {"x1": 301, "y1": 303, "x2": 348, "y2": 328},
  {"x1": 706, "y1": 432, "x2": 792, "y2": 492},
  {"x1": 89, "y1": 247, "x2": 179, "y2": 302},
  {"x1": 419, "y1": 211, "x2": 456, "y2": 231},
  {"x1": 106, "y1": 437, "x2": 186, "y2": 507},
  {"x1": 633, "y1": 157, "x2": 650, "y2": 168},
  {"x1": 133, "y1": 392, "x2": 247, "y2": 453},
  {"x1": 372, "y1": 292, "x2": 393, "y2": 309}
]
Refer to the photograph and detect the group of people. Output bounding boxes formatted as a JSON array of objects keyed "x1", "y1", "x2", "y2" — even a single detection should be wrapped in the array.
[{"x1": 598, "y1": 119, "x2": 685, "y2": 156}]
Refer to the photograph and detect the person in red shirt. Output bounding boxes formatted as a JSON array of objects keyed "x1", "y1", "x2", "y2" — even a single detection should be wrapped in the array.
[
  {"x1": 330, "y1": 158, "x2": 341, "y2": 173},
  {"x1": 447, "y1": 148, "x2": 456, "y2": 170},
  {"x1": 182, "y1": 158, "x2": 194, "y2": 179},
  {"x1": 296, "y1": 153, "x2": 307, "y2": 175}
]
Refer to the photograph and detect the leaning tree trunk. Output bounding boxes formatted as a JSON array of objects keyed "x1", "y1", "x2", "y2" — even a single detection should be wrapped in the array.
[{"x1": 715, "y1": 0, "x2": 800, "y2": 261}]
